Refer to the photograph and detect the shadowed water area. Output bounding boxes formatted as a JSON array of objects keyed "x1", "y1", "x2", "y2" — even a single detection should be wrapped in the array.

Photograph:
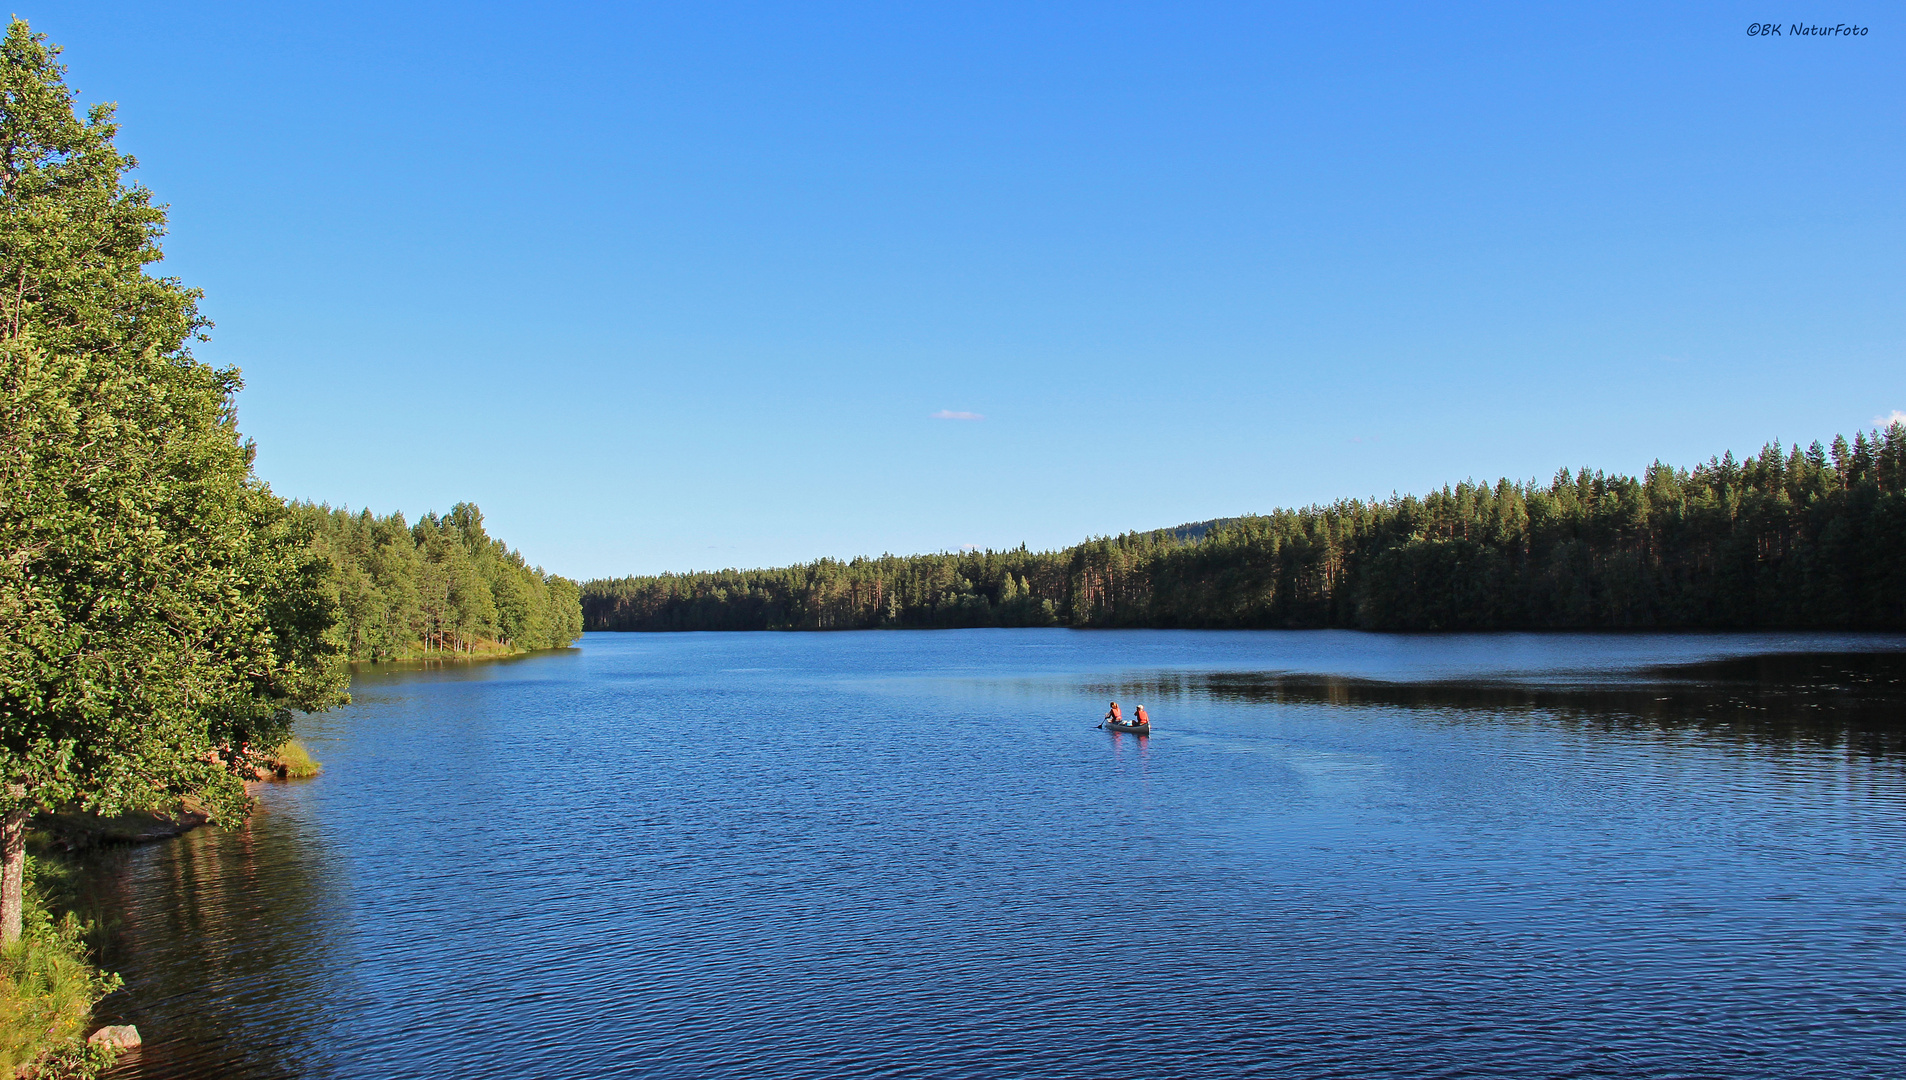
[{"x1": 83, "y1": 630, "x2": 1906, "y2": 1078}]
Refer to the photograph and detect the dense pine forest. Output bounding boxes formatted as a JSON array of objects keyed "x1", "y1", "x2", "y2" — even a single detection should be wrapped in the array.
[
  {"x1": 584, "y1": 427, "x2": 1906, "y2": 633},
  {"x1": 297, "y1": 502, "x2": 583, "y2": 661}
]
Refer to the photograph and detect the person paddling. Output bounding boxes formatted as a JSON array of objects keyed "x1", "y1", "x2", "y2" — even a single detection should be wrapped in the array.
[{"x1": 1104, "y1": 701, "x2": 1122, "y2": 725}]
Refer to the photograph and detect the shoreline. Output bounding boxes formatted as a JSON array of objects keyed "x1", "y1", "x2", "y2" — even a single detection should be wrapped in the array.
[
  {"x1": 349, "y1": 644, "x2": 580, "y2": 671},
  {"x1": 10, "y1": 759, "x2": 320, "y2": 1075},
  {"x1": 29, "y1": 810, "x2": 211, "y2": 854}
]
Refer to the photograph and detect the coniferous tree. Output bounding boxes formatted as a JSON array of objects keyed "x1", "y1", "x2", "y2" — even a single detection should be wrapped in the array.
[{"x1": 581, "y1": 425, "x2": 1906, "y2": 636}]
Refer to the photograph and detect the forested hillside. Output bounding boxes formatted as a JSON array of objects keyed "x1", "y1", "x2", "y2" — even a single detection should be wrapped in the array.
[
  {"x1": 584, "y1": 427, "x2": 1906, "y2": 632},
  {"x1": 298, "y1": 502, "x2": 583, "y2": 660}
]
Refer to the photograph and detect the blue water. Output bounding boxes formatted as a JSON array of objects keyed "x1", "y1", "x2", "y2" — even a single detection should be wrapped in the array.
[{"x1": 94, "y1": 630, "x2": 1906, "y2": 1078}]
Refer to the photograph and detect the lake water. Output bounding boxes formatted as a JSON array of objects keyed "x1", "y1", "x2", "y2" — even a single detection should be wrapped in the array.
[{"x1": 87, "y1": 630, "x2": 1906, "y2": 1079}]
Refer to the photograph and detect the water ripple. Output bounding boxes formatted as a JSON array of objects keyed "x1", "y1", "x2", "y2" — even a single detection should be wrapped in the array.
[{"x1": 83, "y1": 630, "x2": 1906, "y2": 1079}]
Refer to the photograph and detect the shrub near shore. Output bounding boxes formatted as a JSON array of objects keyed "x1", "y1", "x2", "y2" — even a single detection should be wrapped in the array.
[
  {"x1": 269, "y1": 741, "x2": 322, "y2": 781},
  {"x1": 0, "y1": 860, "x2": 120, "y2": 1079}
]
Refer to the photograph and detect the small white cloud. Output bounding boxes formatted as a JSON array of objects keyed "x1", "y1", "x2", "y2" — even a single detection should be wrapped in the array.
[
  {"x1": 931, "y1": 409, "x2": 985, "y2": 421},
  {"x1": 960, "y1": 544, "x2": 980, "y2": 552},
  {"x1": 1877, "y1": 410, "x2": 1906, "y2": 427}
]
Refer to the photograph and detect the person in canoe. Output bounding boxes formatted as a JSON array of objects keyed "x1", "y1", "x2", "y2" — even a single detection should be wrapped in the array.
[
  {"x1": 1104, "y1": 701, "x2": 1122, "y2": 725},
  {"x1": 1133, "y1": 705, "x2": 1149, "y2": 727}
]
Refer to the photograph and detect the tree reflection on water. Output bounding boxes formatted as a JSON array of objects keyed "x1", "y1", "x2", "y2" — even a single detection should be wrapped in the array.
[
  {"x1": 1083, "y1": 651, "x2": 1906, "y2": 758},
  {"x1": 83, "y1": 794, "x2": 347, "y2": 1080}
]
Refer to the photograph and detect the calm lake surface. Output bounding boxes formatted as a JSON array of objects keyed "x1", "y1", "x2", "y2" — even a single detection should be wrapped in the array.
[{"x1": 88, "y1": 630, "x2": 1906, "y2": 1079}]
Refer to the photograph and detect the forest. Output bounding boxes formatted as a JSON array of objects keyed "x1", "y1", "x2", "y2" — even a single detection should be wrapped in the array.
[
  {"x1": 297, "y1": 502, "x2": 584, "y2": 661},
  {"x1": 0, "y1": 20, "x2": 583, "y2": 1074},
  {"x1": 583, "y1": 426, "x2": 1906, "y2": 633}
]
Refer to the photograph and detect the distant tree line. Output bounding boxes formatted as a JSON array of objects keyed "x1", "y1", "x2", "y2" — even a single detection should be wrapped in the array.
[
  {"x1": 583, "y1": 427, "x2": 1906, "y2": 632},
  {"x1": 297, "y1": 502, "x2": 583, "y2": 660}
]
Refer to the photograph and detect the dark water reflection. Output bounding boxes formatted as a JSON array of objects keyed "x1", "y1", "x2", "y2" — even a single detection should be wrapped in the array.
[
  {"x1": 81, "y1": 790, "x2": 354, "y2": 1079},
  {"x1": 1092, "y1": 651, "x2": 1906, "y2": 758},
  {"x1": 84, "y1": 630, "x2": 1906, "y2": 1079}
]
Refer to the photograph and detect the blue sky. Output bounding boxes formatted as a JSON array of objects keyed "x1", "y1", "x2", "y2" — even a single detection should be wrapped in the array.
[{"x1": 27, "y1": 2, "x2": 1903, "y2": 578}]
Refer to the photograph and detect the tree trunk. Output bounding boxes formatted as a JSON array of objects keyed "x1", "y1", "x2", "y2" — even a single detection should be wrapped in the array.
[{"x1": 1, "y1": 796, "x2": 25, "y2": 945}]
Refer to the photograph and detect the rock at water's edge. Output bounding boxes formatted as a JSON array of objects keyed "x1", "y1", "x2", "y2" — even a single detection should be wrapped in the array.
[{"x1": 87, "y1": 1026, "x2": 141, "y2": 1049}]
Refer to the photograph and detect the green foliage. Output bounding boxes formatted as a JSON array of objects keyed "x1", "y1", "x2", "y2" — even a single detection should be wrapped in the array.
[
  {"x1": 0, "y1": 859, "x2": 120, "y2": 1078},
  {"x1": 0, "y1": 15, "x2": 349, "y2": 858},
  {"x1": 270, "y1": 740, "x2": 320, "y2": 780},
  {"x1": 295, "y1": 502, "x2": 582, "y2": 661},
  {"x1": 583, "y1": 427, "x2": 1906, "y2": 632}
]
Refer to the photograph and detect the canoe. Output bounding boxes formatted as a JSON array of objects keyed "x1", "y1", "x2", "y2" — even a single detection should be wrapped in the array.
[{"x1": 1103, "y1": 720, "x2": 1151, "y2": 734}]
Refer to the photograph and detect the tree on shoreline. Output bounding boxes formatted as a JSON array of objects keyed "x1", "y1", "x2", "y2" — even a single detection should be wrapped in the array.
[
  {"x1": 0, "y1": 19, "x2": 347, "y2": 943},
  {"x1": 296, "y1": 501, "x2": 583, "y2": 661},
  {"x1": 581, "y1": 426, "x2": 1906, "y2": 634}
]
